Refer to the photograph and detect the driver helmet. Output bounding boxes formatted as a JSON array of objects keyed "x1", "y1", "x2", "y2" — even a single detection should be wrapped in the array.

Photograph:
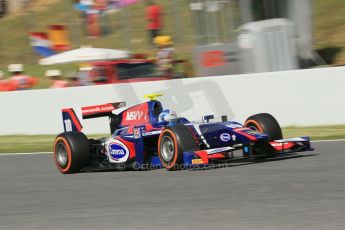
[{"x1": 158, "y1": 109, "x2": 178, "y2": 123}]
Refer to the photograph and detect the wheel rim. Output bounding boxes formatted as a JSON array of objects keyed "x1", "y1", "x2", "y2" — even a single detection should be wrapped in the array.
[
  {"x1": 56, "y1": 142, "x2": 68, "y2": 167},
  {"x1": 161, "y1": 136, "x2": 175, "y2": 162},
  {"x1": 248, "y1": 124, "x2": 259, "y2": 132}
]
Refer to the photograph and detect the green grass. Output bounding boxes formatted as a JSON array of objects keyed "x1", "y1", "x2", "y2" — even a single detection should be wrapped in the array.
[
  {"x1": 0, "y1": 134, "x2": 106, "y2": 153},
  {"x1": 0, "y1": 135, "x2": 55, "y2": 153},
  {"x1": 284, "y1": 125, "x2": 345, "y2": 141},
  {"x1": 0, "y1": 0, "x2": 344, "y2": 89},
  {"x1": 1, "y1": 125, "x2": 345, "y2": 153},
  {"x1": 313, "y1": 0, "x2": 345, "y2": 65}
]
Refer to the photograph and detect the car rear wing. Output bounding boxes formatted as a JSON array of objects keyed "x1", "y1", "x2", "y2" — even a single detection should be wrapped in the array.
[
  {"x1": 81, "y1": 102, "x2": 126, "y2": 119},
  {"x1": 62, "y1": 101, "x2": 126, "y2": 132}
]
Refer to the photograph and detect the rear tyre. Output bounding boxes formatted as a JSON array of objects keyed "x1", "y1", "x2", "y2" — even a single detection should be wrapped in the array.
[
  {"x1": 53, "y1": 132, "x2": 91, "y2": 174},
  {"x1": 158, "y1": 125, "x2": 198, "y2": 171},
  {"x1": 245, "y1": 113, "x2": 283, "y2": 141}
]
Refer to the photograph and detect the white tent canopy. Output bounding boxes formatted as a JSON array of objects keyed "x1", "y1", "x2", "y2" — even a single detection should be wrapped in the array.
[{"x1": 39, "y1": 47, "x2": 132, "y2": 65}]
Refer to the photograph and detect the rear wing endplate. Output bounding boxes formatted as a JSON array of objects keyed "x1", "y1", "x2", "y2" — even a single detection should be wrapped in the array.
[{"x1": 61, "y1": 101, "x2": 126, "y2": 132}]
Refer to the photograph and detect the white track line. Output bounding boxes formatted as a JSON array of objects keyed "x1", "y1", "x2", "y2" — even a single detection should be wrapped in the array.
[
  {"x1": 0, "y1": 139, "x2": 344, "y2": 156},
  {"x1": 0, "y1": 152, "x2": 52, "y2": 156},
  {"x1": 311, "y1": 139, "x2": 345, "y2": 143}
]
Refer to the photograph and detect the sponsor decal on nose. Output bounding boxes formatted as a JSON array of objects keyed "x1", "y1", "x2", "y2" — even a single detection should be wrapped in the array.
[{"x1": 220, "y1": 133, "x2": 231, "y2": 142}]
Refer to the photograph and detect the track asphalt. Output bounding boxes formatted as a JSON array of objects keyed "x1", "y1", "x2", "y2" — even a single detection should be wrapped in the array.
[{"x1": 0, "y1": 141, "x2": 345, "y2": 230}]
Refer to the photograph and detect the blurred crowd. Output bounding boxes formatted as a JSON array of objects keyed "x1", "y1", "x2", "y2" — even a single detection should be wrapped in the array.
[
  {"x1": 0, "y1": 1, "x2": 179, "y2": 92},
  {"x1": 74, "y1": 0, "x2": 163, "y2": 39},
  {"x1": 73, "y1": 0, "x2": 119, "y2": 37},
  {"x1": 0, "y1": 33, "x2": 176, "y2": 92},
  {"x1": 0, "y1": 64, "x2": 92, "y2": 91},
  {"x1": 0, "y1": 64, "x2": 38, "y2": 91}
]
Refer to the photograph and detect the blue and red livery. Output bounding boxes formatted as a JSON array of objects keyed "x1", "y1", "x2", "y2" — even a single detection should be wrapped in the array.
[{"x1": 53, "y1": 94, "x2": 312, "y2": 173}]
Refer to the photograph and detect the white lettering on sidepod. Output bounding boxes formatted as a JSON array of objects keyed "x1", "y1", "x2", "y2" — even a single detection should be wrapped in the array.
[{"x1": 126, "y1": 111, "x2": 144, "y2": 121}]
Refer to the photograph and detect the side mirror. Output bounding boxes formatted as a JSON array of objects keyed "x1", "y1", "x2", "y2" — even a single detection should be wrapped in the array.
[{"x1": 203, "y1": 115, "x2": 214, "y2": 123}]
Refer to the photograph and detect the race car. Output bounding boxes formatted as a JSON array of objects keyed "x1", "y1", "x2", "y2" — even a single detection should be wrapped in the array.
[{"x1": 53, "y1": 94, "x2": 312, "y2": 174}]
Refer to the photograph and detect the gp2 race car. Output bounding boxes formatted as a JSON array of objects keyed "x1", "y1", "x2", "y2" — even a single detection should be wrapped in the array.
[{"x1": 53, "y1": 94, "x2": 312, "y2": 174}]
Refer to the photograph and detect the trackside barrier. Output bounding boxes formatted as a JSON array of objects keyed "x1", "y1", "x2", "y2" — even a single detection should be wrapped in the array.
[{"x1": 0, "y1": 66, "x2": 344, "y2": 135}]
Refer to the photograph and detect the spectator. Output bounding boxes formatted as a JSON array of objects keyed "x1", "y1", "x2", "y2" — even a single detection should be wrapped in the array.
[
  {"x1": 77, "y1": 66, "x2": 93, "y2": 86},
  {"x1": 91, "y1": 67, "x2": 107, "y2": 83},
  {"x1": 8, "y1": 64, "x2": 38, "y2": 90},
  {"x1": 95, "y1": 0, "x2": 112, "y2": 35},
  {"x1": 0, "y1": 70, "x2": 15, "y2": 91},
  {"x1": 76, "y1": 0, "x2": 100, "y2": 37},
  {"x1": 74, "y1": 1, "x2": 89, "y2": 35},
  {"x1": 0, "y1": 70, "x2": 5, "y2": 91},
  {"x1": 87, "y1": 10, "x2": 100, "y2": 37},
  {"x1": 154, "y1": 35, "x2": 175, "y2": 78},
  {"x1": 0, "y1": 70, "x2": 4, "y2": 89},
  {"x1": 84, "y1": 0, "x2": 101, "y2": 37},
  {"x1": 67, "y1": 74, "x2": 81, "y2": 87},
  {"x1": 45, "y1": 69, "x2": 69, "y2": 88},
  {"x1": 145, "y1": 0, "x2": 162, "y2": 44}
]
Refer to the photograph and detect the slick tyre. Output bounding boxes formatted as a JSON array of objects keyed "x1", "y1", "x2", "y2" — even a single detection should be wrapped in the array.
[
  {"x1": 53, "y1": 132, "x2": 91, "y2": 174},
  {"x1": 158, "y1": 125, "x2": 198, "y2": 171},
  {"x1": 245, "y1": 113, "x2": 283, "y2": 141}
]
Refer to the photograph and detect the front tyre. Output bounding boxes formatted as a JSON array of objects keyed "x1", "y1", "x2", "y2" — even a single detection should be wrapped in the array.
[
  {"x1": 158, "y1": 125, "x2": 198, "y2": 171},
  {"x1": 53, "y1": 132, "x2": 91, "y2": 174},
  {"x1": 245, "y1": 113, "x2": 283, "y2": 141}
]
